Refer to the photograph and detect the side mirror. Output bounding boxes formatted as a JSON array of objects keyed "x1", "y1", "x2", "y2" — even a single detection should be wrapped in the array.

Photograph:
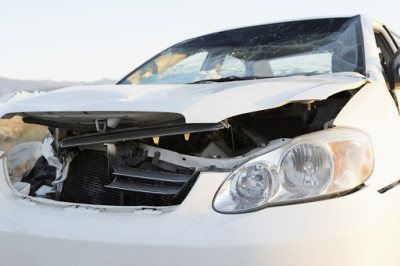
[{"x1": 388, "y1": 50, "x2": 400, "y2": 89}]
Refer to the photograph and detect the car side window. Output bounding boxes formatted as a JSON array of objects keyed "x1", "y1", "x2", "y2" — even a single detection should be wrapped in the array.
[
  {"x1": 374, "y1": 31, "x2": 394, "y2": 77},
  {"x1": 390, "y1": 32, "x2": 400, "y2": 49},
  {"x1": 375, "y1": 28, "x2": 400, "y2": 113},
  {"x1": 386, "y1": 28, "x2": 400, "y2": 49}
]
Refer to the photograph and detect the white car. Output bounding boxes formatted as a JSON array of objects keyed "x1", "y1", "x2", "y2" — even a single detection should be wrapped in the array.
[{"x1": 1, "y1": 15, "x2": 400, "y2": 266}]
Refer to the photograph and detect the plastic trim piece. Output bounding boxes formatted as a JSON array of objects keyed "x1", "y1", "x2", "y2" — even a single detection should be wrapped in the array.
[
  {"x1": 377, "y1": 179, "x2": 400, "y2": 193},
  {"x1": 113, "y1": 166, "x2": 191, "y2": 183},
  {"x1": 105, "y1": 180, "x2": 180, "y2": 195}
]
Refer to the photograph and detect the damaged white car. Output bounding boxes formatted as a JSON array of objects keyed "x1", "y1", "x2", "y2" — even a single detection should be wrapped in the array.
[{"x1": 1, "y1": 15, "x2": 400, "y2": 265}]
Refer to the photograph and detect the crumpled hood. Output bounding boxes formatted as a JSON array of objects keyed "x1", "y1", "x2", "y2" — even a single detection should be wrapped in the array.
[{"x1": 0, "y1": 72, "x2": 368, "y2": 123}]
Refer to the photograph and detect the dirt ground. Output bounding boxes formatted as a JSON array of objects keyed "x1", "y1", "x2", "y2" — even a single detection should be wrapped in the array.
[{"x1": 0, "y1": 116, "x2": 47, "y2": 182}]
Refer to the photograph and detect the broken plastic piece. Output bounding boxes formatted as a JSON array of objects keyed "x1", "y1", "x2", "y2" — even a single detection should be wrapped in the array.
[
  {"x1": 107, "y1": 118, "x2": 121, "y2": 128},
  {"x1": 13, "y1": 182, "x2": 31, "y2": 195},
  {"x1": 95, "y1": 119, "x2": 107, "y2": 132},
  {"x1": 184, "y1": 133, "x2": 190, "y2": 141}
]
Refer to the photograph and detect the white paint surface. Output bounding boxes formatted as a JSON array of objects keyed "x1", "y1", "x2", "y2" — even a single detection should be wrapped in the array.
[{"x1": 0, "y1": 73, "x2": 367, "y2": 123}]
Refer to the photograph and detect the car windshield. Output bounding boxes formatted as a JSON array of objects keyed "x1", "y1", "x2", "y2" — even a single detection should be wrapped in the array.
[{"x1": 119, "y1": 16, "x2": 365, "y2": 85}]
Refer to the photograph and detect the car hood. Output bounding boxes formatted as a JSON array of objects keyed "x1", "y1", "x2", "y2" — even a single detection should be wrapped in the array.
[{"x1": 0, "y1": 72, "x2": 368, "y2": 123}]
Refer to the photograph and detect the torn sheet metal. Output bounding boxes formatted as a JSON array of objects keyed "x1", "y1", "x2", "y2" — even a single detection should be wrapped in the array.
[{"x1": 0, "y1": 72, "x2": 368, "y2": 124}]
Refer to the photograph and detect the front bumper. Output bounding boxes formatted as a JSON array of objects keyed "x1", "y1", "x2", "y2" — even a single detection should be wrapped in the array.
[{"x1": 0, "y1": 158, "x2": 399, "y2": 266}]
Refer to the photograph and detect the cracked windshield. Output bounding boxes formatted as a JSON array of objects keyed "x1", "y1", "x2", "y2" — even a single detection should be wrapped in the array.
[{"x1": 120, "y1": 16, "x2": 365, "y2": 85}]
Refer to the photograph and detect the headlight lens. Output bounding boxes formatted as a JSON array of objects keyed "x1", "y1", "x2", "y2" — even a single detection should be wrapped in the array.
[
  {"x1": 281, "y1": 143, "x2": 333, "y2": 195},
  {"x1": 213, "y1": 127, "x2": 373, "y2": 213},
  {"x1": 229, "y1": 163, "x2": 278, "y2": 210}
]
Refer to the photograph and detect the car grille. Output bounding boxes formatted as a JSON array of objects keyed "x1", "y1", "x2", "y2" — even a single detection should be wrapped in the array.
[{"x1": 60, "y1": 149, "x2": 198, "y2": 206}]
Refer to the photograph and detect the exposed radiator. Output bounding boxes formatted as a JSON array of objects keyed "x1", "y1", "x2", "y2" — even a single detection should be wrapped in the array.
[
  {"x1": 60, "y1": 150, "x2": 120, "y2": 205},
  {"x1": 60, "y1": 149, "x2": 198, "y2": 206}
]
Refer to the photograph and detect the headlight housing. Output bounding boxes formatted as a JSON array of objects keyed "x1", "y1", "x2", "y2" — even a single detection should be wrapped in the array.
[{"x1": 213, "y1": 127, "x2": 374, "y2": 213}]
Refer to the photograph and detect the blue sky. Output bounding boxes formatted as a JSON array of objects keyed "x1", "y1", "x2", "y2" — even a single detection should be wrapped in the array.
[{"x1": 0, "y1": 0, "x2": 399, "y2": 82}]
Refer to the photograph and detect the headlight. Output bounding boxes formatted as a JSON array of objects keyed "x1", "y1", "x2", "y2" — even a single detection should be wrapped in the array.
[
  {"x1": 281, "y1": 142, "x2": 333, "y2": 195},
  {"x1": 213, "y1": 127, "x2": 374, "y2": 213}
]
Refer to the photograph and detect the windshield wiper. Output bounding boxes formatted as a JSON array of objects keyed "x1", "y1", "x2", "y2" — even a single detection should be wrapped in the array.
[
  {"x1": 190, "y1": 72, "x2": 322, "y2": 84},
  {"x1": 190, "y1": 75, "x2": 272, "y2": 84}
]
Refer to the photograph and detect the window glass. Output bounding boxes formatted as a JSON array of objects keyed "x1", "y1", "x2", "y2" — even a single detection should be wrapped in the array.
[
  {"x1": 390, "y1": 30, "x2": 400, "y2": 48},
  {"x1": 221, "y1": 55, "x2": 246, "y2": 77},
  {"x1": 120, "y1": 16, "x2": 365, "y2": 85},
  {"x1": 270, "y1": 52, "x2": 332, "y2": 76}
]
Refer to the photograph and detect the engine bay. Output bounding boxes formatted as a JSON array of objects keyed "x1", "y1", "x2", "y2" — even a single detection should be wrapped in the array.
[{"x1": 10, "y1": 89, "x2": 357, "y2": 207}]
